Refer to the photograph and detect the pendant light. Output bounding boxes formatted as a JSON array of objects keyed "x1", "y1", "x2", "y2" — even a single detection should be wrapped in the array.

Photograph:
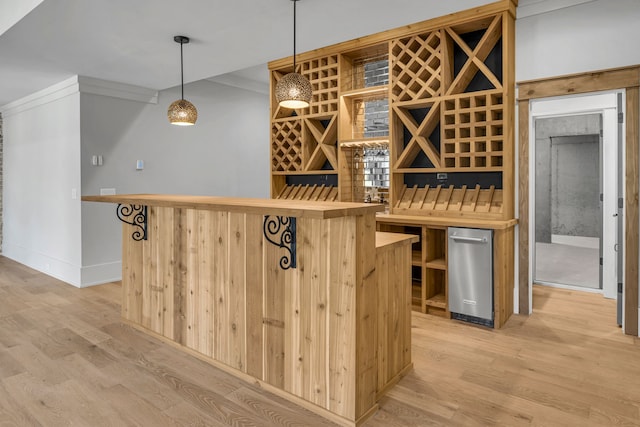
[
  {"x1": 275, "y1": 0, "x2": 312, "y2": 109},
  {"x1": 168, "y1": 35, "x2": 198, "y2": 126}
]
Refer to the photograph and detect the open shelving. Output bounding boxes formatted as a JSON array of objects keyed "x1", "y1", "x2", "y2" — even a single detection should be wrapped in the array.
[{"x1": 269, "y1": 1, "x2": 516, "y2": 322}]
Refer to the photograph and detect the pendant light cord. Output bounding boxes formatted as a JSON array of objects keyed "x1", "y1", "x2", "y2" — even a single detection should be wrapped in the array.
[
  {"x1": 293, "y1": 0, "x2": 297, "y2": 72},
  {"x1": 180, "y1": 40, "x2": 185, "y2": 100}
]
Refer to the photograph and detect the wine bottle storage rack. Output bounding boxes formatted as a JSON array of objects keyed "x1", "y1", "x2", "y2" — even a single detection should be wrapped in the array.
[
  {"x1": 394, "y1": 184, "x2": 502, "y2": 217},
  {"x1": 302, "y1": 115, "x2": 338, "y2": 171},
  {"x1": 391, "y1": 30, "x2": 443, "y2": 102},
  {"x1": 272, "y1": 120, "x2": 302, "y2": 172},
  {"x1": 276, "y1": 184, "x2": 338, "y2": 201},
  {"x1": 301, "y1": 55, "x2": 340, "y2": 116},
  {"x1": 269, "y1": 2, "x2": 515, "y2": 220},
  {"x1": 441, "y1": 90, "x2": 504, "y2": 170}
]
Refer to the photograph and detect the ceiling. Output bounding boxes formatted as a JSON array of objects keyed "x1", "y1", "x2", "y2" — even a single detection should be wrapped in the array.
[
  {"x1": 0, "y1": 0, "x2": 578, "y2": 107},
  {"x1": 0, "y1": 0, "x2": 509, "y2": 107}
]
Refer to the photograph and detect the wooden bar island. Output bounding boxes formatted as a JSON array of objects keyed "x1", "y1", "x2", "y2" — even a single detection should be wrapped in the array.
[{"x1": 83, "y1": 194, "x2": 416, "y2": 426}]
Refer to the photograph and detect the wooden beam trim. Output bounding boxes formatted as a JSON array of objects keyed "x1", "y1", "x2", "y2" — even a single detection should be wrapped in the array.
[
  {"x1": 518, "y1": 100, "x2": 530, "y2": 315},
  {"x1": 625, "y1": 87, "x2": 639, "y2": 336},
  {"x1": 517, "y1": 66, "x2": 640, "y2": 100}
]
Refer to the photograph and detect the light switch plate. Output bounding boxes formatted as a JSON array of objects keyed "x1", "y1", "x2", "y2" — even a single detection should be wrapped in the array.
[
  {"x1": 100, "y1": 188, "x2": 116, "y2": 195},
  {"x1": 136, "y1": 160, "x2": 144, "y2": 170}
]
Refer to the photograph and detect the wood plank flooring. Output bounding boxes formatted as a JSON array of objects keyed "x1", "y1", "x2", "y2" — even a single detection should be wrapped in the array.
[{"x1": 0, "y1": 256, "x2": 639, "y2": 426}]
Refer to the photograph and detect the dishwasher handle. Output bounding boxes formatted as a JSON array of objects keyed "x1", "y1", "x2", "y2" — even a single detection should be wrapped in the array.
[{"x1": 449, "y1": 235, "x2": 487, "y2": 243}]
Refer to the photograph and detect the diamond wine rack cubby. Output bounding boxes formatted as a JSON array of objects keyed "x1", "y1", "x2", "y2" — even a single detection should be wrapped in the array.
[
  {"x1": 391, "y1": 31, "x2": 443, "y2": 102},
  {"x1": 271, "y1": 120, "x2": 302, "y2": 172},
  {"x1": 269, "y1": 1, "x2": 515, "y2": 220}
]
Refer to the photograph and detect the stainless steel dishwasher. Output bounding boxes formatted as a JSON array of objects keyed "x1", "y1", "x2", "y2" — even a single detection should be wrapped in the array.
[{"x1": 448, "y1": 227, "x2": 493, "y2": 327}]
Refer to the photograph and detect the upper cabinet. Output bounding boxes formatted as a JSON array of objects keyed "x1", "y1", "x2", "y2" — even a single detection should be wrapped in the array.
[{"x1": 269, "y1": 0, "x2": 516, "y2": 221}]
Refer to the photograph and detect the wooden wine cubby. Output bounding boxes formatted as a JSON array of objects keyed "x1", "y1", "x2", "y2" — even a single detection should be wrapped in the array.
[
  {"x1": 271, "y1": 120, "x2": 302, "y2": 172},
  {"x1": 391, "y1": 30, "x2": 444, "y2": 102},
  {"x1": 377, "y1": 223, "x2": 448, "y2": 315},
  {"x1": 269, "y1": 1, "x2": 517, "y2": 325}
]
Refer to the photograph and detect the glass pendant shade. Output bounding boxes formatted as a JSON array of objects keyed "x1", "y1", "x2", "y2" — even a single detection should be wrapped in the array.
[
  {"x1": 275, "y1": 72, "x2": 312, "y2": 109},
  {"x1": 168, "y1": 99, "x2": 197, "y2": 125}
]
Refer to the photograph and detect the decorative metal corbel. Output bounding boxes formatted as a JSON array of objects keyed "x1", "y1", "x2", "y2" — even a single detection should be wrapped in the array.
[
  {"x1": 116, "y1": 204, "x2": 147, "y2": 241},
  {"x1": 263, "y1": 216, "x2": 296, "y2": 270}
]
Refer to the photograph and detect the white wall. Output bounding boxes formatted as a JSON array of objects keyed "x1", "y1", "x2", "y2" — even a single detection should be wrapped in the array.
[
  {"x1": 2, "y1": 75, "x2": 269, "y2": 287},
  {"x1": 516, "y1": 0, "x2": 640, "y2": 81},
  {"x1": 2, "y1": 91, "x2": 83, "y2": 285},
  {"x1": 80, "y1": 79, "x2": 270, "y2": 285}
]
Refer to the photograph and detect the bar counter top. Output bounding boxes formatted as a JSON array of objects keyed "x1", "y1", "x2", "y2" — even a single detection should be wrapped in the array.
[
  {"x1": 82, "y1": 194, "x2": 384, "y2": 219},
  {"x1": 376, "y1": 212, "x2": 518, "y2": 229}
]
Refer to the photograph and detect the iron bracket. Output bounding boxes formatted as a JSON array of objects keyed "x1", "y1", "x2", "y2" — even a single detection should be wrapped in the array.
[
  {"x1": 263, "y1": 216, "x2": 297, "y2": 270},
  {"x1": 116, "y1": 204, "x2": 148, "y2": 241}
]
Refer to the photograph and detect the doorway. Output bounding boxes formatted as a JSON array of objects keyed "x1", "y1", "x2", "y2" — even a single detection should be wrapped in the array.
[
  {"x1": 529, "y1": 92, "x2": 622, "y2": 301},
  {"x1": 517, "y1": 66, "x2": 639, "y2": 336},
  {"x1": 534, "y1": 116, "x2": 602, "y2": 290}
]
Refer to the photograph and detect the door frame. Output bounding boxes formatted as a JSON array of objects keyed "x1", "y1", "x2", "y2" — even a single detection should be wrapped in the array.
[
  {"x1": 528, "y1": 92, "x2": 620, "y2": 299},
  {"x1": 517, "y1": 65, "x2": 640, "y2": 336}
]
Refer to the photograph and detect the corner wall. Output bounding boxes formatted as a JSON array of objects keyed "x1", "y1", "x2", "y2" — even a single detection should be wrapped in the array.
[
  {"x1": 2, "y1": 89, "x2": 83, "y2": 285},
  {"x1": 2, "y1": 75, "x2": 269, "y2": 287}
]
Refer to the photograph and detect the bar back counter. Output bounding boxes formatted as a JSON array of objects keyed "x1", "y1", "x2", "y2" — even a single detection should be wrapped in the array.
[{"x1": 83, "y1": 194, "x2": 416, "y2": 426}]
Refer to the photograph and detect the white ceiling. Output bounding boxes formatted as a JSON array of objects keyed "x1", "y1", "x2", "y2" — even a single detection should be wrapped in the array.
[
  {"x1": 0, "y1": 0, "x2": 588, "y2": 107},
  {"x1": 0, "y1": 0, "x2": 505, "y2": 107}
]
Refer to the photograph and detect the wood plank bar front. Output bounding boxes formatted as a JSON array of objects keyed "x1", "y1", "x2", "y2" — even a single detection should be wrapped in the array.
[{"x1": 83, "y1": 194, "x2": 417, "y2": 426}]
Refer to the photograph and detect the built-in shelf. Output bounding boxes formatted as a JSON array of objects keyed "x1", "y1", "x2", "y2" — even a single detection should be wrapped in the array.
[
  {"x1": 340, "y1": 138, "x2": 389, "y2": 148},
  {"x1": 425, "y1": 292, "x2": 446, "y2": 309},
  {"x1": 426, "y1": 258, "x2": 446, "y2": 270},
  {"x1": 341, "y1": 85, "x2": 388, "y2": 98},
  {"x1": 378, "y1": 222, "x2": 447, "y2": 316}
]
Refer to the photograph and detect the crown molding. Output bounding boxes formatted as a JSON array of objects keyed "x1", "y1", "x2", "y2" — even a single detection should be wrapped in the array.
[
  {"x1": 517, "y1": 0, "x2": 597, "y2": 19},
  {"x1": 206, "y1": 74, "x2": 269, "y2": 95},
  {"x1": 1, "y1": 75, "x2": 158, "y2": 117},
  {"x1": 77, "y1": 76, "x2": 158, "y2": 104}
]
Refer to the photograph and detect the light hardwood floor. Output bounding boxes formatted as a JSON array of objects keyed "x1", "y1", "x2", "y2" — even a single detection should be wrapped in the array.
[{"x1": 0, "y1": 256, "x2": 639, "y2": 426}]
